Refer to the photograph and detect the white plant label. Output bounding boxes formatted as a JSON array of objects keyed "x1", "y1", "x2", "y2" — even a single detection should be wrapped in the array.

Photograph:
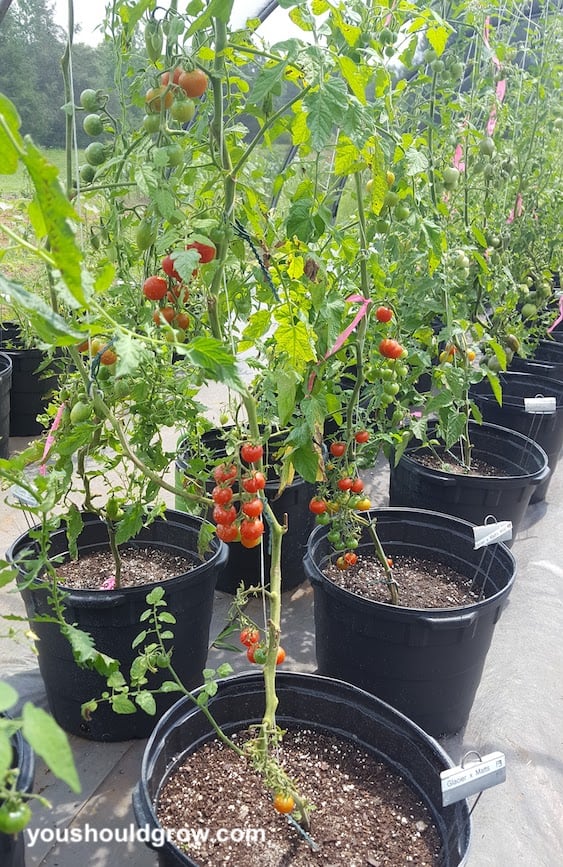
[
  {"x1": 473, "y1": 521, "x2": 512, "y2": 548},
  {"x1": 441, "y1": 751, "x2": 506, "y2": 806},
  {"x1": 524, "y1": 397, "x2": 556, "y2": 414}
]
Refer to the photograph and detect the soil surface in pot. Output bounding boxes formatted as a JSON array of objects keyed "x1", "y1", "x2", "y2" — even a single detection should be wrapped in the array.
[
  {"x1": 157, "y1": 728, "x2": 441, "y2": 866},
  {"x1": 54, "y1": 548, "x2": 197, "y2": 590},
  {"x1": 412, "y1": 452, "x2": 508, "y2": 477},
  {"x1": 324, "y1": 554, "x2": 480, "y2": 608}
]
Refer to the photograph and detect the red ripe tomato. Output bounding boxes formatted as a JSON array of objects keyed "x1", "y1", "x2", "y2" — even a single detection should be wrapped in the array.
[
  {"x1": 354, "y1": 430, "x2": 370, "y2": 444},
  {"x1": 212, "y1": 504, "x2": 237, "y2": 525},
  {"x1": 276, "y1": 646, "x2": 286, "y2": 665},
  {"x1": 143, "y1": 276, "x2": 168, "y2": 301},
  {"x1": 379, "y1": 338, "x2": 404, "y2": 359},
  {"x1": 100, "y1": 348, "x2": 117, "y2": 366},
  {"x1": 337, "y1": 477, "x2": 353, "y2": 491},
  {"x1": 242, "y1": 471, "x2": 266, "y2": 493},
  {"x1": 242, "y1": 498, "x2": 263, "y2": 518},
  {"x1": 178, "y1": 68, "x2": 209, "y2": 98},
  {"x1": 213, "y1": 463, "x2": 237, "y2": 484},
  {"x1": 309, "y1": 497, "x2": 327, "y2": 515},
  {"x1": 212, "y1": 485, "x2": 233, "y2": 505},
  {"x1": 241, "y1": 536, "x2": 262, "y2": 549},
  {"x1": 351, "y1": 478, "x2": 364, "y2": 493},
  {"x1": 161, "y1": 67, "x2": 183, "y2": 87},
  {"x1": 240, "y1": 627, "x2": 260, "y2": 647},
  {"x1": 375, "y1": 306, "x2": 393, "y2": 322},
  {"x1": 186, "y1": 239, "x2": 216, "y2": 264},
  {"x1": 336, "y1": 555, "x2": 350, "y2": 571},
  {"x1": 246, "y1": 643, "x2": 259, "y2": 663},
  {"x1": 329, "y1": 441, "x2": 346, "y2": 458},
  {"x1": 152, "y1": 306, "x2": 175, "y2": 325},
  {"x1": 240, "y1": 442, "x2": 263, "y2": 464},
  {"x1": 145, "y1": 85, "x2": 174, "y2": 113},
  {"x1": 344, "y1": 551, "x2": 358, "y2": 566},
  {"x1": 174, "y1": 312, "x2": 190, "y2": 330},
  {"x1": 162, "y1": 254, "x2": 181, "y2": 281},
  {"x1": 215, "y1": 523, "x2": 239, "y2": 542},
  {"x1": 240, "y1": 518, "x2": 264, "y2": 541}
]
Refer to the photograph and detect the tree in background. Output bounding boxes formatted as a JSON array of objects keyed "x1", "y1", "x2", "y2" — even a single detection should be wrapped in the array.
[{"x1": 0, "y1": 0, "x2": 113, "y2": 148}]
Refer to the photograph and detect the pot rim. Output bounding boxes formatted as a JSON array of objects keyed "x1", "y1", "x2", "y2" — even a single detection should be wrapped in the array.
[{"x1": 305, "y1": 506, "x2": 516, "y2": 616}]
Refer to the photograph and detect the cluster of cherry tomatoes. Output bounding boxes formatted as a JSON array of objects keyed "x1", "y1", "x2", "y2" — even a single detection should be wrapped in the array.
[
  {"x1": 144, "y1": 240, "x2": 217, "y2": 338},
  {"x1": 308, "y1": 433, "x2": 375, "y2": 570},
  {"x1": 145, "y1": 66, "x2": 209, "y2": 125},
  {"x1": 239, "y1": 626, "x2": 286, "y2": 666},
  {"x1": 210, "y1": 443, "x2": 268, "y2": 547}
]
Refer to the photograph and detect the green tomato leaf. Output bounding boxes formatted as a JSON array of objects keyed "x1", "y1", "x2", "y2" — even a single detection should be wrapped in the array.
[
  {"x1": 111, "y1": 694, "x2": 137, "y2": 715},
  {"x1": 135, "y1": 691, "x2": 157, "y2": 716},
  {"x1": 22, "y1": 703, "x2": 80, "y2": 792},
  {"x1": 0, "y1": 94, "x2": 23, "y2": 174},
  {"x1": 0, "y1": 682, "x2": 18, "y2": 713}
]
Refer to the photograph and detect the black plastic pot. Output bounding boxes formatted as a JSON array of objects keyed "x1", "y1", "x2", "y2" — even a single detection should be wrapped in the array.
[
  {"x1": 6, "y1": 511, "x2": 228, "y2": 741},
  {"x1": 133, "y1": 672, "x2": 471, "y2": 866},
  {"x1": 0, "y1": 352, "x2": 12, "y2": 459},
  {"x1": 533, "y1": 338, "x2": 563, "y2": 362},
  {"x1": 0, "y1": 721, "x2": 35, "y2": 867},
  {"x1": 304, "y1": 508, "x2": 516, "y2": 738},
  {"x1": 0, "y1": 323, "x2": 58, "y2": 437},
  {"x1": 175, "y1": 429, "x2": 316, "y2": 593},
  {"x1": 509, "y1": 353, "x2": 563, "y2": 381},
  {"x1": 470, "y1": 372, "x2": 563, "y2": 503},
  {"x1": 388, "y1": 421, "x2": 549, "y2": 538}
]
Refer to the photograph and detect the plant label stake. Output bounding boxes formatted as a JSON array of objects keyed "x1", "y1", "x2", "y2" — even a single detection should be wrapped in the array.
[
  {"x1": 523, "y1": 396, "x2": 556, "y2": 414},
  {"x1": 473, "y1": 520, "x2": 512, "y2": 548},
  {"x1": 440, "y1": 750, "x2": 506, "y2": 806}
]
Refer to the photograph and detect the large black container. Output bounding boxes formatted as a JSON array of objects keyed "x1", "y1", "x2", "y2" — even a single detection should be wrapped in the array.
[
  {"x1": 133, "y1": 672, "x2": 471, "y2": 866},
  {"x1": 388, "y1": 421, "x2": 549, "y2": 538},
  {"x1": 304, "y1": 508, "x2": 516, "y2": 737},
  {"x1": 0, "y1": 352, "x2": 12, "y2": 459},
  {"x1": 533, "y1": 338, "x2": 563, "y2": 362},
  {"x1": 509, "y1": 353, "x2": 563, "y2": 381},
  {"x1": 0, "y1": 323, "x2": 58, "y2": 437},
  {"x1": 470, "y1": 372, "x2": 563, "y2": 503},
  {"x1": 0, "y1": 721, "x2": 35, "y2": 867},
  {"x1": 6, "y1": 511, "x2": 228, "y2": 741},
  {"x1": 176, "y1": 429, "x2": 316, "y2": 593}
]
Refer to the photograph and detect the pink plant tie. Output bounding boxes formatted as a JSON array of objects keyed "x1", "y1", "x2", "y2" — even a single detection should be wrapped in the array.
[
  {"x1": 453, "y1": 145, "x2": 465, "y2": 172},
  {"x1": 506, "y1": 193, "x2": 523, "y2": 224},
  {"x1": 100, "y1": 576, "x2": 116, "y2": 590},
  {"x1": 39, "y1": 402, "x2": 66, "y2": 475},
  {"x1": 307, "y1": 294, "x2": 372, "y2": 392},
  {"x1": 547, "y1": 296, "x2": 563, "y2": 334}
]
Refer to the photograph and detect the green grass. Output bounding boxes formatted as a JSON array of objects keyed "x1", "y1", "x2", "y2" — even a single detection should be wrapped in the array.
[{"x1": 0, "y1": 148, "x2": 84, "y2": 197}]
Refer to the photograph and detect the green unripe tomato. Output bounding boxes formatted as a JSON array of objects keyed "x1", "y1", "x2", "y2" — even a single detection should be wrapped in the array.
[
  {"x1": 80, "y1": 88, "x2": 101, "y2": 111},
  {"x1": 384, "y1": 44, "x2": 395, "y2": 57},
  {"x1": 443, "y1": 166, "x2": 460, "y2": 188},
  {"x1": 170, "y1": 98, "x2": 196, "y2": 123},
  {"x1": 83, "y1": 114, "x2": 104, "y2": 136},
  {"x1": 384, "y1": 381, "x2": 400, "y2": 396},
  {"x1": 85, "y1": 142, "x2": 106, "y2": 166},
  {"x1": 383, "y1": 190, "x2": 399, "y2": 209},
  {"x1": 487, "y1": 356, "x2": 502, "y2": 372},
  {"x1": 449, "y1": 61, "x2": 464, "y2": 78},
  {"x1": 376, "y1": 219, "x2": 390, "y2": 234},
  {"x1": 0, "y1": 801, "x2": 32, "y2": 834},
  {"x1": 380, "y1": 27, "x2": 394, "y2": 45},
  {"x1": 521, "y1": 303, "x2": 538, "y2": 319},
  {"x1": 166, "y1": 144, "x2": 184, "y2": 167},
  {"x1": 479, "y1": 136, "x2": 495, "y2": 157},
  {"x1": 394, "y1": 203, "x2": 410, "y2": 221},
  {"x1": 79, "y1": 164, "x2": 96, "y2": 183},
  {"x1": 135, "y1": 218, "x2": 157, "y2": 251},
  {"x1": 431, "y1": 59, "x2": 445, "y2": 73},
  {"x1": 70, "y1": 401, "x2": 93, "y2": 424},
  {"x1": 143, "y1": 113, "x2": 161, "y2": 133}
]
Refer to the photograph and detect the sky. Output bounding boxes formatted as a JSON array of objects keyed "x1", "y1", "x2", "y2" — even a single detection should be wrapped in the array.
[{"x1": 51, "y1": 1, "x2": 298, "y2": 47}]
